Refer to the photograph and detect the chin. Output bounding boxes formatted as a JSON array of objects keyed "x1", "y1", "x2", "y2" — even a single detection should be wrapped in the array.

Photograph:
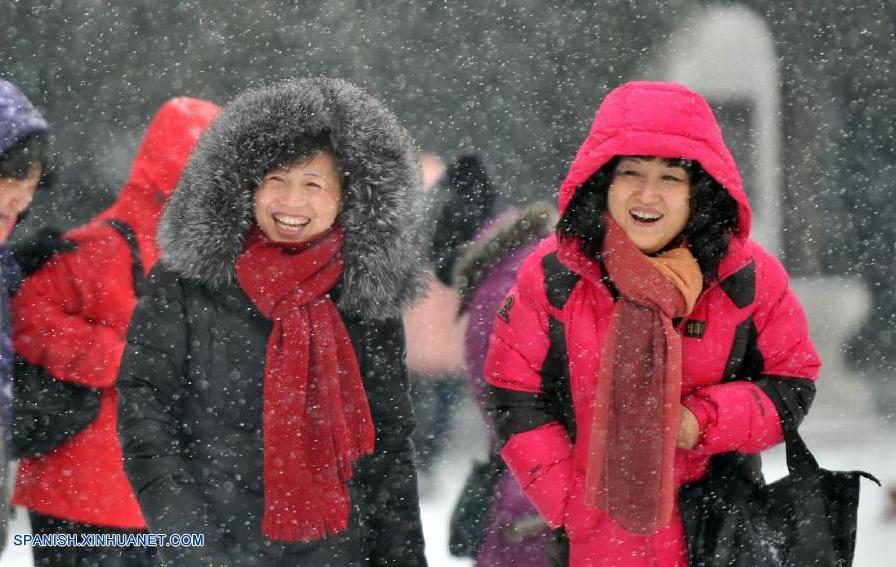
[
  {"x1": 630, "y1": 237, "x2": 658, "y2": 253},
  {"x1": 274, "y1": 233, "x2": 309, "y2": 243}
]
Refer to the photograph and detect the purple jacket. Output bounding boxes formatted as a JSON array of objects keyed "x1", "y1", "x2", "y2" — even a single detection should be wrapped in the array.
[{"x1": 454, "y1": 202, "x2": 557, "y2": 567}]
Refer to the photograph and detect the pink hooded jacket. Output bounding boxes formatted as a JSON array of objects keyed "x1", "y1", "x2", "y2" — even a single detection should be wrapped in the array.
[{"x1": 484, "y1": 81, "x2": 819, "y2": 565}]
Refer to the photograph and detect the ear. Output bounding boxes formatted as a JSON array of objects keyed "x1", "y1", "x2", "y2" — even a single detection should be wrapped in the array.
[{"x1": 337, "y1": 184, "x2": 346, "y2": 216}]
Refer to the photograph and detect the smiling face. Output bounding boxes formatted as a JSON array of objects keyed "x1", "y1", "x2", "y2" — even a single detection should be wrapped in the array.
[
  {"x1": 607, "y1": 156, "x2": 691, "y2": 254},
  {"x1": 253, "y1": 152, "x2": 342, "y2": 243}
]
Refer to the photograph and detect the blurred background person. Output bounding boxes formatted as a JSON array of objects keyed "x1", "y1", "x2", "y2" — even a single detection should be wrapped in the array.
[
  {"x1": 10, "y1": 97, "x2": 219, "y2": 567},
  {"x1": 403, "y1": 152, "x2": 470, "y2": 486},
  {"x1": 440, "y1": 153, "x2": 557, "y2": 565}
]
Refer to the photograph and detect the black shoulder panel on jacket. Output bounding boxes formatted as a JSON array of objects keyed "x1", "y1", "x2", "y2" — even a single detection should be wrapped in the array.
[
  {"x1": 543, "y1": 316, "x2": 576, "y2": 442},
  {"x1": 753, "y1": 376, "x2": 817, "y2": 429},
  {"x1": 722, "y1": 316, "x2": 764, "y2": 382},
  {"x1": 719, "y1": 260, "x2": 755, "y2": 309},
  {"x1": 542, "y1": 252, "x2": 580, "y2": 310},
  {"x1": 486, "y1": 316, "x2": 576, "y2": 447}
]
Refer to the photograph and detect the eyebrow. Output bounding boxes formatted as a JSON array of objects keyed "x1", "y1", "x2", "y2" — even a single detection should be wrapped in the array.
[
  {"x1": 620, "y1": 155, "x2": 652, "y2": 163},
  {"x1": 618, "y1": 156, "x2": 687, "y2": 170},
  {"x1": 264, "y1": 169, "x2": 332, "y2": 182}
]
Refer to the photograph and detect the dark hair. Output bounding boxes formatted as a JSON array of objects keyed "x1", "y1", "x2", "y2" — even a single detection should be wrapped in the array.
[
  {"x1": 556, "y1": 156, "x2": 740, "y2": 281},
  {"x1": 0, "y1": 132, "x2": 48, "y2": 179},
  {"x1": 271, "y1": 130, "x2": 340, "y2": 169},
  {"x1": 255, "y1": 130, "x2": 342, "y2": 186}
]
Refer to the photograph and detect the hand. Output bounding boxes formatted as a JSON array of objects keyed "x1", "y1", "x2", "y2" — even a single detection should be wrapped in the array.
[{"x1": 677, "y1": 405, "x2": 700, "y2": 449}]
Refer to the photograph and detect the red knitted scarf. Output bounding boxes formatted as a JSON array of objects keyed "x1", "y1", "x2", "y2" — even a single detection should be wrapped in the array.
[
  {"x1": 585, "y1": 218, "x2": 702, "y2": 534},
  {"x1": 235, "y1": 226, "x2": 375, "y2": 542}
]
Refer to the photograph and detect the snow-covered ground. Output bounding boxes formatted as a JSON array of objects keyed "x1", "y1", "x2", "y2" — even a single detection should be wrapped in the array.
[{"x1": 2, "y1": 276, "x2": 894, "y2": 566}]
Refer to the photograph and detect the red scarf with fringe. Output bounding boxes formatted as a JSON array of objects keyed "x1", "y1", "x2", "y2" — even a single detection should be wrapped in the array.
[
  {"x1": 236, "y1": 226, "x2": 375, "y2": 542},
  {"x1": 585, "y1": 218, "x2": 702, "y2": 534}
]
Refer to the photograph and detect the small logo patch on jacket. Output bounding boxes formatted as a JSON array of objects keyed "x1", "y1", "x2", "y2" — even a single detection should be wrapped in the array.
[
  {"x1": 683, "y1": 319, "x2": 706, "y2": 338},
  {"x1": 497, "y1": 296, "x2": 515, "y2": 323}
]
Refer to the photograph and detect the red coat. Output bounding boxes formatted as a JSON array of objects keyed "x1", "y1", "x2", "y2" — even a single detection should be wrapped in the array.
[
  {"x1": 484, "y1": 82, "x2": 820, "y2": 565},
  {"x1": 12, "y1": 97, "x2": 219, "y2": 528}
]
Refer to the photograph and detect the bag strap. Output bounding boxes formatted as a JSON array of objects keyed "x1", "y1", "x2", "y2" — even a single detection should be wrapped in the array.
[
  {"x1": 781, "y1": 414, "x2": 879, "y2": 484},
  {"x1": 776, "y1": 390, "x2": 878, "y2": 486},
  {"x1": 781, "y1": 425, "x2": 819, "y2": 478},
  {"x1": 701, "y1": 376, "x2": 880, "y2": 486},
  {"x1": 104, "y1": 219, "x2": 145, "y2": 297},
  {"x1": 761, "y1": 375, "x2": 823, "y2": 478},
  {"x1": 749, "y1": 372, "x2": 819, "y2": 477}
]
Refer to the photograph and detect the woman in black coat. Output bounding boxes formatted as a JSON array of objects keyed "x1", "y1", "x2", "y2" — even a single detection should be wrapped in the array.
[{"x1": 117, "y1": 77, "x2": 428, "y2": 567}]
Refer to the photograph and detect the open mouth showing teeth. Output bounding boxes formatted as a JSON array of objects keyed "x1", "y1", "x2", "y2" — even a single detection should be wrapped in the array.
[
  {"x1": 273, "y1": 214, "x2": 311, "y2": 232},
  {"x1": 630, "y1": 210, "x2": 662, "y2": 224}
]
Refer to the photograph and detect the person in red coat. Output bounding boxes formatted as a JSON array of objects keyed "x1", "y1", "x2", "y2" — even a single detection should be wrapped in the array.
[
  {"x1": 484, "y1": 81, "x2": 820, "y2": 566},
  {"x1": 11, "y1": 96, "x2": 219, "y2": 566}
]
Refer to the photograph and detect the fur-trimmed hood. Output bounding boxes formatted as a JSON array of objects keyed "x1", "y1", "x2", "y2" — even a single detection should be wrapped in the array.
[
  {"x1": 158, "y1": 77, "x2": 425, "y2": 319},
  {"x1": 453, "y1": 201, "x2": 557, "y2": 302}
]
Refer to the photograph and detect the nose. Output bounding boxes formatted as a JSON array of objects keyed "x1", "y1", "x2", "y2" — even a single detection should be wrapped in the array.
[
  {"x1": 280, "y1": 185, "x2": 309, "y2": 207},
  {"x1": 634, "y1": 179, "x2": 663, "y2": 203}
]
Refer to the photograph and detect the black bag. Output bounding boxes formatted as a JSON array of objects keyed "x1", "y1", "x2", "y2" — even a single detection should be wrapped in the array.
[
  {"x1": 12, "y1": 358, "x2": 102, "y2": 457},
  {"x1": 12, "y1": 219, "x2": 144, "y2": 458},
  {"x1": 680, "y1": 419, "x2": 879, "y2": 567},
  {"x1": 448, "y1": 454, "x2": 505, "y2": 557}
]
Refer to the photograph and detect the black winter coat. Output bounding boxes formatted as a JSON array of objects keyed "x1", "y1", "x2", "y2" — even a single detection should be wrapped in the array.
[
  {"x1": 118, "y1": 267, "x2": 425, "y2": 566},
  {"x1": 117, "y1": 78, "x2": 428, "y2": 567}
]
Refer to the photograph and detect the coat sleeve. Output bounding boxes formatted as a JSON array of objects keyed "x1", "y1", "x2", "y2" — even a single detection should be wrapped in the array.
[
  {"x1": 12, "y1": 232, "x2": 131, "y2": 388},
  {"x1": 117, "y1": 266, "x2": 232, "y2": 566},
  {"x1": 352, "y1": 316, "x2": 428, "y2": 567},
  {"x1": 483, "y1": 254, "x2": 575, "y2": 529},
  {"x1": 682, "y1": 253, "x2": 821, "y2": 455}
]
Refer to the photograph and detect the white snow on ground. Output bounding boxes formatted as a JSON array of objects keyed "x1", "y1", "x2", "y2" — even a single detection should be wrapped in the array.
[{"x1": 2, "y1": 275, "x2": 894, "y2": 566}]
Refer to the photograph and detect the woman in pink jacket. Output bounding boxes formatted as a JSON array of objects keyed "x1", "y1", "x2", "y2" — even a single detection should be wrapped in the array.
[{"x1": 484, "y1": 81, "x2": 820, "y2": 565}]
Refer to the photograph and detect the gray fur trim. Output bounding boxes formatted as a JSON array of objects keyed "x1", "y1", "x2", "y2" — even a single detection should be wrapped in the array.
[
  {"x1": 454, "y1": 201, "x2": 558, "y2": 301},
  {"x1": 158, "y1": 77, "x2": 425, "y2": 319}
]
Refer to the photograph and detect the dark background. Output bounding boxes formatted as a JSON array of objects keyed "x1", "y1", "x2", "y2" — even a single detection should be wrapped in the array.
[{"x1": 2, "y1": 0, "x2": 895, "y2": 366}]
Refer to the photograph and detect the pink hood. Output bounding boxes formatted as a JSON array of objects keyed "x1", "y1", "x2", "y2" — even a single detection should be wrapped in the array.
[{"x1": 558, "y1": 81, "x2": 751, "y2": 240}]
